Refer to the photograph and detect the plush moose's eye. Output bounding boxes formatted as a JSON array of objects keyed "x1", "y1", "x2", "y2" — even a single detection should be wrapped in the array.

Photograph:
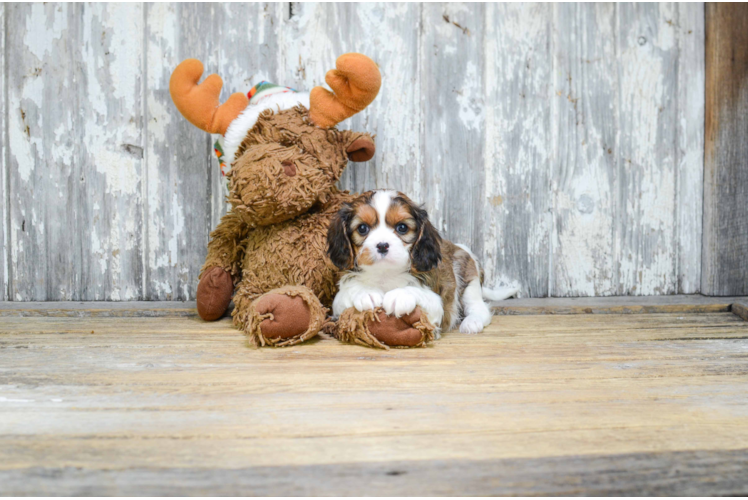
[
  {"x1": 395, "y1": 223, "x2": 409, "y2": 234},
  {"x1": 357, "y1": 224, "x2": 369, "y2": 236}
]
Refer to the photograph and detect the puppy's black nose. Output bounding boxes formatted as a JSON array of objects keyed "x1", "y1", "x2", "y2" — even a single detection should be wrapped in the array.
[{"x1": 376, "y1": 242, "x2": 389, "y2": 255}]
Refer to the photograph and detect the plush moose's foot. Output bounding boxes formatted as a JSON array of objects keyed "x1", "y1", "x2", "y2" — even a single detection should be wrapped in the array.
[
  {"x1": 196, "y1": 267, "x2": 234, "y2": 321},
  {"x1": 236, "y1": 286, "x2": 327, "y2": 348},
  {"x1": 335, "y1": 307, "x2": 435, "y2": 350}
]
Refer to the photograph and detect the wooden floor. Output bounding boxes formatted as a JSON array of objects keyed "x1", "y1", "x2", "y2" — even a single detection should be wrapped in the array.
[{"x1": 1, "y1": 298, "x2": 748, "y2": 495}]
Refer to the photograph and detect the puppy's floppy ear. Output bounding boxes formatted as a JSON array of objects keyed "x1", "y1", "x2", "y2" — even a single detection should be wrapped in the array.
[
  {"x1": 410, "y1": 205, "x2": 442, "y2": 273},
  {"x1": 327, "y1": 203, "x2": 355, "y2": 270}
]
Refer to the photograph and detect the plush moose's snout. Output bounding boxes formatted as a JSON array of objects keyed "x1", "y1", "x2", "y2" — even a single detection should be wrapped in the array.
[
  {"x1": 224, "y1": 107, "x2": 377, "y2": 229},
  {"x1": 229, "y1": 149, "x2": 334, "y2": 228},
  {"x1": 347, "y1": 137, "x2": 375, "y2": 162}
]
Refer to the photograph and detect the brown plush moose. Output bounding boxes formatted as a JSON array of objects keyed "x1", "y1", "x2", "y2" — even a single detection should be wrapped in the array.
[{"x1": 169, "y1": 53, "x2": 435, "y2": 348}]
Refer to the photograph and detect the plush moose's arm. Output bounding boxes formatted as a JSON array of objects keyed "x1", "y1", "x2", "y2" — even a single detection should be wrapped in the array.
[
  {"x1": 201, "y1": 210, "x2": 251, "y2": 280},
  {"x1": 196, "y1": 210, "x2": 251, "y2": 321}
]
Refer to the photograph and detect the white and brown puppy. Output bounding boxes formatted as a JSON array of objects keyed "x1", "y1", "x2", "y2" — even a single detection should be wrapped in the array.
[{"x1": 326, "y1": 189, "x2": 515, "y2": 334}]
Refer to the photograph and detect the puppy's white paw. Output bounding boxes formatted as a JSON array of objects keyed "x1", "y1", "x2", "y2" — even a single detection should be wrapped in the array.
[
  {"x1": 459, "y1": 315, "x2": 484, "y2": 334},
  {"x1": 383, "y1": 289, "x2": 417, "y2": 318},
  {"x1": 352, "y1": 290, "x2": 384, "y2": 312}
]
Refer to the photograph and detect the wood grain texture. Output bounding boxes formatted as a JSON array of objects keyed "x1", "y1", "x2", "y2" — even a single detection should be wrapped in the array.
[
  {"x1": 616, "y1": 3, "x2": 681, "y2": 296},
  {"x1": 482, "y1": 3, "x2": 552, "y2": 298},
  {"x1": 676, "y1": 4, "x2": 705, "y2": 294},
  {"x1": 7, "y1": 4, "x2": 83, "y2": 300},
  {"x1": 6, "y1": 4, "x2": 145, "y2": 301},
  {"x1": 2, "y1": 294, "x2": 747, "y2": 317},
  {"x1": 733, "y1": 302, "x2": 748, "y2": 322},
  {"x1": 551, "y1": 3, "x2": 704, "y2": 297},
  {"x1": 421, "y1": 4, "x2": 487, "y2": 258},
  {"x1": 144, "y1": 3, "x2": 213, "y2": 300},
  {"x1": 1, "y1": 3, "x2": 7, "y2": 301},
  {"x1": 79, "y1": 4, "x2": 145, "y2": 301},
  {"x1": 703, "y1": 3, "x2": 748, "y2": 296},
  {"x1": 0, "y1": 3, "x2": 707, "y2": 300},
  {"x1": 1, "y1": 312, "x2": 747, "y2": 495},
  {"x1": 2, "y1": 450, "x2": 748, "y2": 496},
  {"x1": 491, "y1": 294, "x2": 744, "y2": 316},
  {"x1": 0, "y1": 301, "x2": 198, "y2": 317},
  {"x1": 551, "y1": 3, "x2": 617, "y2": 296}
]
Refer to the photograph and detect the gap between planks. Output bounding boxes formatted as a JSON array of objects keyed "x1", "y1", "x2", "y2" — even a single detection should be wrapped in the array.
[{"x1": 0, "y1": 295, "x2": 746, "y2": 320}]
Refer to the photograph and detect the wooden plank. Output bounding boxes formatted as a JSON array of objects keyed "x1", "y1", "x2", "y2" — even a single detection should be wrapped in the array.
[
  {"x1": 0, "y1": 313, "x2": 747, "y2": 494},
  {"x1": 702, "y1": 3, "x2": 748, "y2": 296},
  {"x1": 491, "y1": 294, "x2": 742, "y2": 316},
  {"x1": 550, "y1": 4, "x2": 704, "y2": 297},
  {"x1": 421, "y1": 3, "x2": 487, "y2": 275},
  {"x1": 1, "y1": 449, "x2": 747, "y2": 496},
  {"x1": 6, "y1": 4, "x2": 83, "y2": 300},
  {"x1": 1, "y1": 3, "x2": 7, "y2": 301},
  {"x1": 0, "y1": 301, "x2": 197, "y2": 318},
  {"x1": 733, "y1": 302, "x2": 748, "y2": 322},
  {"x1": 3, "y1": 295, "x2": 747, "y2": 317},
  {"x1": 675, "y1": 3, "x2": 705, "y2": 294},
  {"x1": 551, "y1": 3, "x2": 618, "y2": 296},
  {"x1": 616, "y1": 3, "x2": 680, "y2": 295},
  {"x1": 4, "y1": 311, "x2": 747, "y2": 338},
  {"x1": 5, "y1": 4, "x2": 145, "y2": 301},
  {"x1": 78, "y1": 4, "x2": 144, "y2": 300},
  {"x1": 482, "y1": 4, "x2": 552, "y2": 297},
  {"x1": 144, "y1": 4, "x2": 213, "y2": 300}
]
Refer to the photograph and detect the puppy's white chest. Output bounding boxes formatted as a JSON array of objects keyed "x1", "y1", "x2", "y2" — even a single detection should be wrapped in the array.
[{"x1": 355, "y1": 270, "x2": 417, "y2": 293}]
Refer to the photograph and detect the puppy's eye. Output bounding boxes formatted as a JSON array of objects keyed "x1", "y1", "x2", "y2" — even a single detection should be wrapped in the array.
[
  {"x1": 395, "y1": 223, "x2": 409, "y2": 234},
  {"x1": 356, "y1": 224, "x2": 369, "y2": 236}
]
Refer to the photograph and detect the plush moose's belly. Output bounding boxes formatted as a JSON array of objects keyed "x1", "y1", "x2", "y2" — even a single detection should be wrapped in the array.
[{"x1": 239, "y1": 196, "x2": 352, "y2": 307}]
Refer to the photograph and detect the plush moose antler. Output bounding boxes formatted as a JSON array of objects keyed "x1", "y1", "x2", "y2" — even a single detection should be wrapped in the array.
[
  {"x1": 309, "y1": 53, "x2": 382, "y2": 129},
  {"x1": 169, "y1": 59, "x2": 249, "y2": 135}
]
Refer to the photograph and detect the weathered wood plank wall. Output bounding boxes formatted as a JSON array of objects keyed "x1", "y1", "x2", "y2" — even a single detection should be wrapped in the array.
[
  {"x1": 1, "y1": 3, "x2": 706, "y2": 301},
  {"x1": 1, "y1": 3, "x2": 7, "y2": 301},
  {"x1": 703, "y1": 4, "x2": 748, "y2": 296}
]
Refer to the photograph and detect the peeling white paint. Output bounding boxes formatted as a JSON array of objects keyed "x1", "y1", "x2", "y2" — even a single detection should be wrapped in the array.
[
  {"x1": 9, "y1": 104, "x2": 37, "y2": 183},
  {"x1": 106, "y1": 4, "x2": 141, "y2": 104},
  {"x1": 169, "y1": 192, "x2": 185, "y2": 267},
  {"x1": 456, "y1": 61, "x2": 484, "y2": 131},
  {"x1": 0, "y1": 3, "x2": 5, "y2": 301},
  {"x1": 23, "y1": 4, "x2": 64, "y2": 61}
]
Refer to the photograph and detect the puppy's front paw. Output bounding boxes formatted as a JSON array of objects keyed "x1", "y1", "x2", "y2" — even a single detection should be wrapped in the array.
[
  {"x1": 352, "y1": 290, "x2": 384, "y2": 312},
  {"x1": 459, "y1": 315, "x2": 484, "y2": 334},
  {"x1": 383, "y1": 289, "x2": 417, "y2": 318}
]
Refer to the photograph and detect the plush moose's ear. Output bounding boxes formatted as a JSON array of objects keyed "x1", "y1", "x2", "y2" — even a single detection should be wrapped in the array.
[
  {"x1": 410, "y1": 205, "x2": 442, "y2": 273},
  {"x1": 327, "y1": 204, "x2": 355, "y2": 270},
  {"x1": 346, "y1": 136, "x2": 375, "y2": 162}
]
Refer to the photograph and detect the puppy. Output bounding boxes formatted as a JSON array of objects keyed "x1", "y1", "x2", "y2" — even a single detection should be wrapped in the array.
[{"x1": 326, "y1": 190, "x2": 515, "y2": 335}]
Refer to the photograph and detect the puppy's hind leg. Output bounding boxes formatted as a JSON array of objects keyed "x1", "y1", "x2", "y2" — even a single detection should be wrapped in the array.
[{"x1": 459, "y1": 278, "x2": 493, "y2": 334}]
